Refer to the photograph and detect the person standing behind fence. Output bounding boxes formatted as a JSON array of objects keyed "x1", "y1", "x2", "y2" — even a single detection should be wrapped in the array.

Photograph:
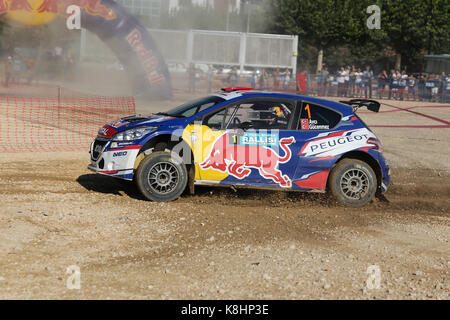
[
  {"x1": 398, "y1": 70, "x2": 407, "y2": 101},
  {"x1": 363, "y1": 66, "x2": 373, "y2": 99},
  {"x1": 355, "y1": 68, "x2": 363, "y2": 98},
  {"x1": 432, "y1": 74, "x2": 440, "y2": 102},
  {"x1": 417, "y1": 73, "x2": 426, "y2": 101},
  {"x1": 387, "y1": 69, "x2": 394, "y2": 99},
  {"x1": 343, "y1": 66, "x2": 350, "y2": 97},
  {"x1": 407, "y1": 74, "x2": 416, "y2": 101},
  {"x1": 439, "y1": 72, "x2": 447, "y2": 103},
  {"x1": 259, "y1": 69, "x2": 269, "y2": 90},
  {"x1": 249, "y1": 70, "x2": 257, "y2": 89},
  {"x1": 445, "y1": 73, "x2": 450, "y2": 103},
  {"x1": 377, "y1": 70, "x2": 388, "y2": 99},
  {"x1": 296, "y1": 70, "x2": 307, "y2": 94},
  {"x1": 392, "y1": 70, "x2": 401, "y2": 100},
  {"x1": 348, "y1": 66, "x2": 356, "y2": 97},
  {"x1": 424, "y1": 74, "x2": 435, "y2": 101},
  {"x1": 337, "y1": 67, "x2": 345, "y2": 97},
  {"x1": 329, "y1": 73, "x2": 337, "y2": 96},
  {"x1": 273, "y1": 68, "x2": 280, "y2": 89},
  {"x1": 320, "y1": 67, "x2": 329, "y2": 96},
  {"x1": 283, "y1": 68, "x2": 291, "y2": 90}
]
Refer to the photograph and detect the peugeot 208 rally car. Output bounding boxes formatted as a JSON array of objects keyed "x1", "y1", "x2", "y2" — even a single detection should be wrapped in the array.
[{"x1": 89, "y1": 88, "x2": 390, "y2": 207}]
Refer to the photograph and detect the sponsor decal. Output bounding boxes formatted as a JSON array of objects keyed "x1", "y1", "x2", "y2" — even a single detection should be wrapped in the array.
[
  {"x1": 109, "y1": 120, "x2": 127, "y2": 128},
  {"x1": 113, "y1": 151, "x2": 128, "y2": 157},
  {"x1": 110, "y1": 141, "x2": 134, "y2": 148},
  {"x1": 309, "y1": 134, "x2": 369, "y2": 153},
  {"x1": 126, "y1": 28, "x2": 165, "y2": 86},
  {"x1": 201, "y1": 132, "x2": 295, "y2": 187},
  {"x1": 300, "y1": 118, "x2": 309, "y2": 130},
  {"x1": 234, "y1": 132, "x2": 278, "y2": 147},
  {"x1": 98, "y1": 125, "x2": 117, "y2": 138},
  {"x1": 299, "y1": 130, "x2": 373, "y2": 157},
  {"x1": 301, "y1": 118, "x2": 329, "y2": 130}
]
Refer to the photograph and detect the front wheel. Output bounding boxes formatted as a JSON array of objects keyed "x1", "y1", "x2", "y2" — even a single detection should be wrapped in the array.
[
  {"x1": 135, "y1": 151, "x2": 188, "y2": 202},
  {"x1": 328, "y1": 159, "x2": 377, "y2": 207}
]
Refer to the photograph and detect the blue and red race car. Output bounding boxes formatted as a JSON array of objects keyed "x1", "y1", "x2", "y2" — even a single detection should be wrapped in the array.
[{"x1": 89, "y1": 88, "x2": 390, "y2": 206}]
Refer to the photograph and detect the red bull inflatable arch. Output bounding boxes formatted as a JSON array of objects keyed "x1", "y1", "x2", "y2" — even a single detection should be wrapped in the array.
[{"x1": 0, "y1": 0, "x2": 173, "y2": 99}]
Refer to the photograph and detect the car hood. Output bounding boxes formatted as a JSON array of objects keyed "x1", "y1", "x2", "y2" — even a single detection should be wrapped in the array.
[{"x1": 97, "y1": 114, "x2": 178, "y2": 138}]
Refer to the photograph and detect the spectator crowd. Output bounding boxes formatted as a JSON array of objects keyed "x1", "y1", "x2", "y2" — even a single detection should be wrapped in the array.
[
  {"x1": 186, "y1": 63, "x2": 450, "y2": 103},
  {"x1": 1, "y1": 46, "x2": 76, "y2": 88},
  {"x1": 312, "y1": 66, "x2": 450, "y2": 103}
]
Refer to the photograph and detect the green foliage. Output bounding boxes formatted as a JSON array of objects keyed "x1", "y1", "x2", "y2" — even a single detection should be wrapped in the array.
[{"x1": 265, "y1": 0, "x2": 450, "y2": 72}]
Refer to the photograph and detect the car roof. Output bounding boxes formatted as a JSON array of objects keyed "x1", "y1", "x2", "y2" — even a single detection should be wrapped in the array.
[{"x1": 214, "y1": 90, "x2": 354, "y2": 115}]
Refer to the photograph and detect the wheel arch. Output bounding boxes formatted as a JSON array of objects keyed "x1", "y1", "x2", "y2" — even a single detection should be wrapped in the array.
[
  {"x1": 327, "y1": 151, "x2": 382, "y2": 193},
  {"x1": 133, "y1": 133, "x2": 195, "y2": 176}
]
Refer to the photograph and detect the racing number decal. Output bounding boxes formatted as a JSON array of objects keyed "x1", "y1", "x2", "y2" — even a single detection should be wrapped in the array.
[{"x1": 305, "y1": 104, "x2": 312, "y2": 119}]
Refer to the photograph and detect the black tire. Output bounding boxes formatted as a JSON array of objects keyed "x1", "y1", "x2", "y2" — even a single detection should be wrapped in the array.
[
  {"x1": 135, "y1": 151, "x2": 188, "y2": 202},
  {"x1": 328, "y1": 159, "x2": 377, "y2": 207}
]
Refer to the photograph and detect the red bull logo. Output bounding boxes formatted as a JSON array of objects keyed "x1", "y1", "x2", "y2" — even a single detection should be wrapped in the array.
[
  {"x1": 127, "y1": 28, "x2": 165, "y2": 86},
  {"x1": 200, "y1": 132, "x2": 295, "y2": 188},
  {"x1": 0, "y1": 0, "x2": 116, "y2": 21}
]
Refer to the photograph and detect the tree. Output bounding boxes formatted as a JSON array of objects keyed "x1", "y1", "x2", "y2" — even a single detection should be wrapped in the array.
[
  {"x1": 266, "y1": 0, "x2": 363, "y2": 72},
  {"x1": 265, "y1": 0, "x2": 450, "y2": 72}
]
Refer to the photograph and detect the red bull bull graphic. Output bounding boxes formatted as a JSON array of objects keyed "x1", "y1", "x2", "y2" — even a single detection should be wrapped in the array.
[
  {"x1": 0, "y1": 0, "x2": 172, "y2": 99},
  {"x1": 0, "y1": 0, "x2": 114, "y2": 23},
  {"x1": 200, "y1": 131, "x2": 296, "y2": 188},
  {"x1": 36, "y1": 0, "x2": 115, "y2": 19}
]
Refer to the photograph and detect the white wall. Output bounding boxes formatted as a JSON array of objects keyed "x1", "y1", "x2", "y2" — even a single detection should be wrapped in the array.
[{"x1": 169, "y1": 0, "x2": 240, "y2": 12}]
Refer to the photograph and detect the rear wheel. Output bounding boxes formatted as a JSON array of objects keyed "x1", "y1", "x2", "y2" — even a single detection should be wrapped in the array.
[
  {"x1": 329, "y1": 159, "x2": 377, "y2": 207},
  {"x1": 135, "y1": 151, "x2": 188, "y2": 202}
]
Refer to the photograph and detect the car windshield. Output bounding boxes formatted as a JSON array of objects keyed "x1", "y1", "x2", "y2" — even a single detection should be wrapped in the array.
[{"x1": 160, "y1": 96, "x2": 225, "y2": 118}]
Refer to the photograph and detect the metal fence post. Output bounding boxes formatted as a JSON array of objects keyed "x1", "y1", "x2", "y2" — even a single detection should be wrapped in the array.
[
  {"x1": 292, "y1": 35, "x2": 299, "y2": 78},
  {"x1": 57, "y1": 86, "x2": 62, "y2": 128},
  {"x1": 239, "y1": 33, "x2": 247, "y2": 74}
]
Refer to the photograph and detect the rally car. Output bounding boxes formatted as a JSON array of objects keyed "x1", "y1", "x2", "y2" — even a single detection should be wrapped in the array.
[{"x1": 88, "y1": 88, "x2": 390, "y2": 207}]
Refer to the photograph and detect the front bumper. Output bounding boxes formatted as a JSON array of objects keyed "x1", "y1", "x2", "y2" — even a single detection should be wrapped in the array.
[{"x1": 88, "y1": 138, "x2": 141, "y2": 181}]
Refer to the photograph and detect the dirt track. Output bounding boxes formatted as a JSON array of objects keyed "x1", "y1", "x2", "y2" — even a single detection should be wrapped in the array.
[{"x1": 0, "y1": 97, "x2": 448, "y2": 299}]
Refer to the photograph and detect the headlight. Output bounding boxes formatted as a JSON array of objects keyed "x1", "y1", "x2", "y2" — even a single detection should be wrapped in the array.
[{"x1": 112, "y1": 127, "x2": 158, "y2": 141}]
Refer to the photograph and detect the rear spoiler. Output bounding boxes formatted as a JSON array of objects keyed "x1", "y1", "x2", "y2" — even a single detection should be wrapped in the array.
[{"x1": 340, "y1": 99, "x2": 381, "y2": 113}]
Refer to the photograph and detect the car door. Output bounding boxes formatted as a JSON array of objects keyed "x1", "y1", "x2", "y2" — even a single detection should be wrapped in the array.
[
  {"x1": 183, "y1": 103, "x2": 235, "y2": 183},
  {"x1": 190, "y1": 97, "x2": 302, "y2": 188},
  {"x1": 292, "y1": 101, "x2": 344, "y2": 190}
]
